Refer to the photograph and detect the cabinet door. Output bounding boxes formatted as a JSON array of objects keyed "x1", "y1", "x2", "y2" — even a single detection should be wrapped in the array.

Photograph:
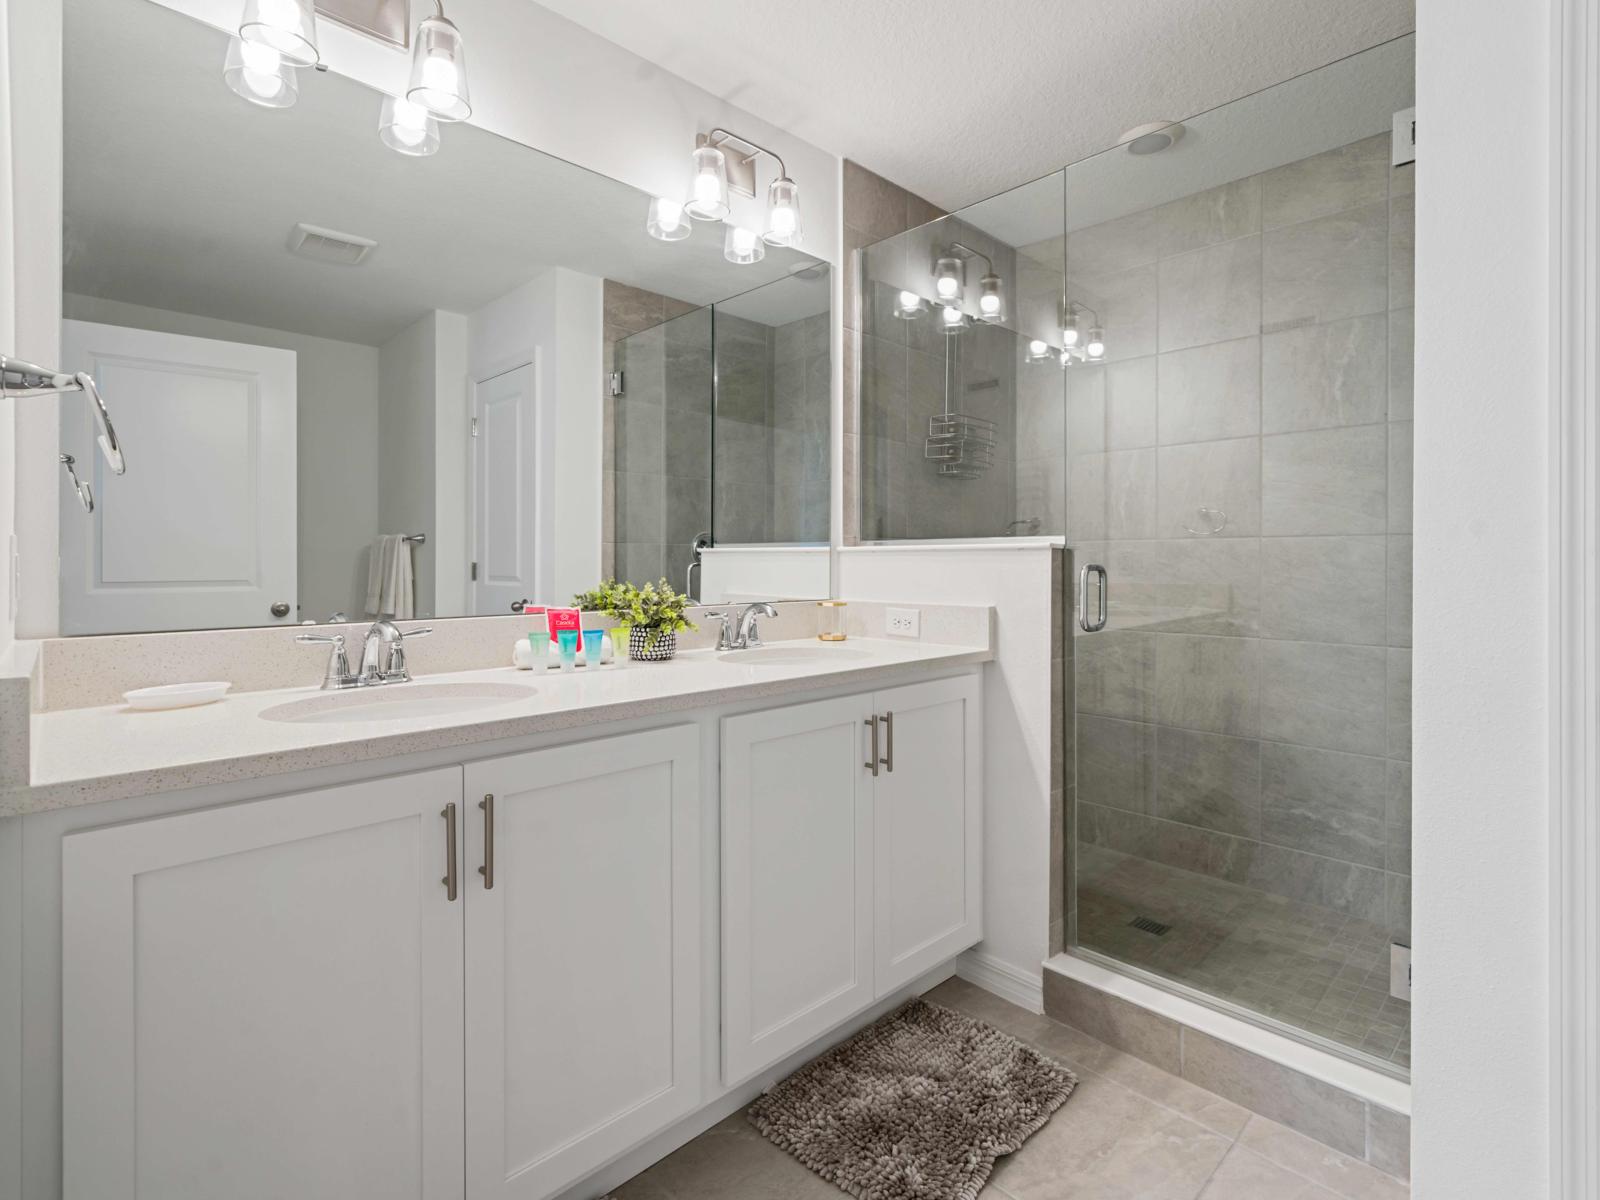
[
  {"x1": 462, "y1": 727, "x2": 701, "y2": 1200},
  {"x1": 872, "y1": 674, "x2": 983, "y2": 996},
  {"x1": 62, "y1": 769, "x2": 466, "y2": 1200},
  {"x1": 721, "y1": 693, "x2": 875, "y2": 1086}
]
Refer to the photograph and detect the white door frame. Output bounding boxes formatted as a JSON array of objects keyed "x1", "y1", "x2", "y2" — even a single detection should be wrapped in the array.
[
  {"x1": 469, "y1": 350, "x2": 550, "y2": 614},
  {"x1": 1552, "y1": 0, "x2": 1599, "y2": 1194}
]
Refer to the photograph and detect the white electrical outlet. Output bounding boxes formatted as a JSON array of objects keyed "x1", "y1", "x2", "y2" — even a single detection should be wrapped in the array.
[{"x1": 886, "y1": 607, "x2": 920, "y2": 638}]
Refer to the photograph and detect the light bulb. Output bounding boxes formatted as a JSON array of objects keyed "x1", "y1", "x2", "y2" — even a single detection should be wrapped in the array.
[
  {"x1": 224, "y1": 35, "x2": 298, "y2": 108},
  {"x1": 646, "y1": 196, "x2": 690, "y2": 242},
  {"x1": 1086, "y1": 326, "x2": 1106, "y2": 359},
  {"x1": 763, "y1": 175, "x2": 803, "y2": 247},
  {"x1": 941, "y1": 305, "x2": 966, "y2": 335},
  {"x1": 1027, "y1": 340, "x2": 1050, "y2": 362},
  {"x1": 238, "y1": 0, "x2": 318, "y2": 65},
  {"x1": 936, "y1": 275, "x2": 960, "y2": 299},
  {"x1": 724, "y1": 223, "x2": 764, "y2": 265},
  {"x1": 980, "y1": 293, "x2": 1000, "y2": 314},
  {"x1": 406, "y1": 15, "x2": 471, "y2": 122},
  {"x1": 687, "y1": 144, "x2": 730, "y2": 220},
  {"x1": 1063, "y1": 316, "x2": 1080, "y2": 346},
  {"x1": 894, "y1": 290, "x2": 923, "y2": 320}
]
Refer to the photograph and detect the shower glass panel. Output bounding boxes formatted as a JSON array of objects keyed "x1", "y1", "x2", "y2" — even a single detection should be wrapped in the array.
[
  {"x1": 855, "y1": 176, "x2": 1065, "y2": 541},
  {"x1": 611, "y1": 302, "x2": 713, "y2": 590},
  {"x1": 1066, "y1": 35, "x2": 1415, "y2": 1073}
]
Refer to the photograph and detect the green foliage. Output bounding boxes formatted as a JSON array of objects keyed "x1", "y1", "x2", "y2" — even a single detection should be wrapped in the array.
[{"x1": 572, "y1": 578, "x2": 698, "y2": 649}]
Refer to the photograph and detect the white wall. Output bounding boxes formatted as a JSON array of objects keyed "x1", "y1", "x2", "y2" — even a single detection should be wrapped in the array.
[
  {"x1": 468, "y1": 268, "x2": 603, "y2": 607},
  {"x1": 0, "y1": 0, "x2": 14, "y2": 656},
  {"x1": 432, "y1": 312, "x2": 470, "y2": 618},
  {"x1": 1411, "y1": 1, "x2": 1552, "y2": 1195},
  {"x1": 837, "y1": 543, "x2": 1057, "y2": 1002},
  {"x1": 378, "y1": 313, "x2": 440, "y2": 617},
  {"x1": 63, "y1": 295, "x2": 381, "y2": 624}
]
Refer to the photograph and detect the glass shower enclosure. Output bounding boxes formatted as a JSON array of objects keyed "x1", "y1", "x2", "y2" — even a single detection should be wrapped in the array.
[{"x1": 856, "y1": 34, "x2": 1415, "y2": 1074}]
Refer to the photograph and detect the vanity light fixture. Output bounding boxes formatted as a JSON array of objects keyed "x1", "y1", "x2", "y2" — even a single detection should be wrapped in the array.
[
  {"x1": 646, "y1": 196, "x2": 691, "y2": 241},
  {"x1": 976, "y1": 270, "x2": 1005, "y2": 324},
  {"x1": 378, "y1": 95, "x2": 439, "y2": 156},
  {"x1": 937, "y1": 243, "x2": 1004, "y2": 323},
  {"x1": 223, "y1": 36, "x2": 299, "y2": 108},
  {"x1": 893, "y1": 290, "x2": 924, "y2": 320},
  {"x1": 238, "y1": 0, "x2": 319, "y2": 66},
  {"x1": 1085, "y1": 326, "x2": 1107, "y2": 359},
  {"x1": 1057, "y1": 300, "x2": 1105, "y2": 366},
  {"x1": 764, "y1": 174, "x2": 803, "y2": 247},
  {"x1": 724, "y1": 223, "x2": 766, "y2": 265},
  {"x1": 940, "y1": 304, "x2": 968, "y2": 335},
  {"x1": 407, "y1": 1, "x2": 471, "y2": 122}
]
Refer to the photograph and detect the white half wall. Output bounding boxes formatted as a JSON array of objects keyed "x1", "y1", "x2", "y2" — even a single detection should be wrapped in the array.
[
  {"x1": 1412, "y1": 1, "x2": 1552, "y2": 1195},
  {"x1": 700, "y1": 546, "x2": 830, "y2": 603},
  {"x1": 837, "y1": 542, "x2": 1057, "y2": 1001}
]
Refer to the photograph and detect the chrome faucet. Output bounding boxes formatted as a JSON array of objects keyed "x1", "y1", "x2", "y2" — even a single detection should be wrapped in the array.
[
  {"x1": 296, "y1": 619, "x2": 433, "y2": 689},
  {"x1": 707, "y1": 601, "x2": 779, "y2": 651}
]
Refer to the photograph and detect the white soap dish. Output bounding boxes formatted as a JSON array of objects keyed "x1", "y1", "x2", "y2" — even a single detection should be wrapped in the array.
[{"x1": 123, "y1": 682, "x2": 232, "y2": 711}]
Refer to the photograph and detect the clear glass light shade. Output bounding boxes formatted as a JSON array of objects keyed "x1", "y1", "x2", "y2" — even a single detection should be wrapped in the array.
[
  {"x1": 1062, "y1": 315, "x2": 1080, "y2": 346},
  {"x1": 223, "y1": 36, "x2": 299, "y2": 108},
  {"x1": 762, "y1": 176, "x2": 803, "y2": 247},
  {"x1": 686, "y1": 145, "x2": 730, "y2": 220},
  {"x1": 893, "y1": 290, "x2": 923, "y2": 320},
  {"x1": 407, "y1": 16, "x2": 471, "y2": 122},
  {"x1": 977, "y1": 272, "x2": 1005, "y2": 323},
  {"x1": 933, "y1": 255, "x2": 965, "y2": 303},
  {"x1": 941, "y1": 304, "x2": 967, "y2": 335},
  {"x1": 646, "y1": 196, "x2": 691, "y2": 241},
  {"x1": 239, "y1": 0, "x2": 318, "y2": 65},
  {"x1": 378, "y1": 94, "x2": 439, "y2": 156},
  {"x1": 1086, "y1": 326, "x2": 1107, "y2": 358},
  {"x1": 724, "y1": 224, "x2": 765, "y2": 265},
  {"x1": 1025, "y1": 339, "x2": 1052, "y2": 363}
]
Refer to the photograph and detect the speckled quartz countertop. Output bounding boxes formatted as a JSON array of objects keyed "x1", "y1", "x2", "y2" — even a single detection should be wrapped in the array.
[{"x1": 3, "y1": 637, "x2": 990, "y2": 817}]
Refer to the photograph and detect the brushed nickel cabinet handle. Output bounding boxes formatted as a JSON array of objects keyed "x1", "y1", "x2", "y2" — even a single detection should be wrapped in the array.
[
  {"x1": 864, "y1": 716, "x2": 880, "y2": 777},
  {"x1": 478, "y1": 794, "x2": 495, "y2": 890},
  {"x1": 442, "y1": 803, "x2": 458, "y2": 901},
  {"x1": 881, "y1": 710, "x2": 894, "y2": 773}
]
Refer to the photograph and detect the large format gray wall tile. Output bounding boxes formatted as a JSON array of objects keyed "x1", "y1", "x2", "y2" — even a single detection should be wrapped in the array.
[
  {"x1": 1155, "y1": 176, "x2": 1263, "y2": 258},
  {"x1": 1260, "y1": 535, "x2": 1387, "y2": 644},
  {"x1": 1158, "y1": 337, "x2": 1261, "y2": 444},
  {"x1": 1262, "y1": 203, "x2": 1388, "y2": 330},
  {"x1": 1156, "y1": 727, "x2": 1262, "y2": 837},
  {"x1": 1261, "y1": 313, "x2": 1388, "y2": 434},
  {"x1": 1078, "y1": 714, "x2": 1158, "y2": 813},
  {"x1": 1077, "y1": 629, "x2": 1158, "y2": 721},
  {"x1": 1260, "y1": 742, "x2": 1387, "y2": 868},
  {"x1": 1388, "y1": 535, "x2": 1413, "y2": 647},
  {"x1": 1262, "y1": 425, "x2": 1388, "y2": 535},
  {"x1": 1103, "y1": 357, "x2": 1159, "y2": 450},
  {"x1": 1154, "y1": 634, "x2": 1261, "y2": 736},
  {"x1": 1259, "y1": 640, "x2": 1388, "y2": 755},
  {"x1": 1159, "y1": 437, "x2": 1261, "y2": 539},
  {"x1": 1388, "y1": 308, "x2": 1414, "y2": 421},
  {"x1": 1259, "y1": 133, "x2": 1391, "y2": 230},
  {"x1": 1388, "y1": 422, "x2": 1414, "y2": 533},
  {"x1": 1158, "y1": 236, "x2": 1263, "y2": 351},
  {"x1": 1102, "y1": 538, "x2": 1261, "y2": 637},
  {"x1": 1070, "y1": 262, "x2": 1159, "y2": 362}
]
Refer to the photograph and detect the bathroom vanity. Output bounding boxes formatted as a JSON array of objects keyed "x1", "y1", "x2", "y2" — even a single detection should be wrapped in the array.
[{"x1": 3, "y1": 608, "x2": 989, "y2": 1200}]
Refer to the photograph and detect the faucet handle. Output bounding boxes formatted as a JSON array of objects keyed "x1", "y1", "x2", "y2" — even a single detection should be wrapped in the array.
[
  {"x1": 295, "y1": 632, "x2": 353, "y2": 690},
  {"x1": 398, "y1": 625, "x2": 433, "y2": 639}
]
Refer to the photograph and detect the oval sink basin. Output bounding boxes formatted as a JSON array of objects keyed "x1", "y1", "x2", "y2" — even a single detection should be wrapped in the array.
[
  {"x1": 716, "y1": 646, "x2": 874, "y2": 667},
  {"x1": 260, "y1": 681, "x2": 537, "y2": 725}
]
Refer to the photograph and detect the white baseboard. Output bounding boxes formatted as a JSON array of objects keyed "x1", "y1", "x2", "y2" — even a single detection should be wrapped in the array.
[{"x1": 956, "y1": 948, "x2": 1044, "y2": 1013}]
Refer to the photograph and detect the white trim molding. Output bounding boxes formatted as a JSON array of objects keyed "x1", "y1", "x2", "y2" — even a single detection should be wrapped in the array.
[
  {"x1": 1552, "y1": 0, "x2": 1599, "y2": 1195},
  {"x1": 957, "y1": 948, "x2": 1043, "y2": 1014}
]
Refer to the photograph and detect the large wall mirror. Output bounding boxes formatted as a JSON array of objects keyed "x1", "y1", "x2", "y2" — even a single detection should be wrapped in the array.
[{"x1": 58, "y1": 0, "x2": 832, "y2": 636}]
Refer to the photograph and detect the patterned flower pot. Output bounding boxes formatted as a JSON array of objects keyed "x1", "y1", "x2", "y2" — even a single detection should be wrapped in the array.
[{"x1": 629, "y1": 627, "x2": 677, "y2": 662}]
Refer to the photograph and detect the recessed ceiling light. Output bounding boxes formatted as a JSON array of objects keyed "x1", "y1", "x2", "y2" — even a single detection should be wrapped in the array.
[{"x1": 1120, "y1": 121, "x2": 1185, "y2": 155}]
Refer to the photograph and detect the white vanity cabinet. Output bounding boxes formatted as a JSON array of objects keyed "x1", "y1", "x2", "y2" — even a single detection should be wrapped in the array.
[
  {"x1": 460, "y1": 727, "x2": 702, "y2": 1199},
  {"x1": 62, "y1": 768, "x2": 468, "y2": 1200},
  {"x1": 719, "y1": 674, "x2": 982, "y2": 1084}
]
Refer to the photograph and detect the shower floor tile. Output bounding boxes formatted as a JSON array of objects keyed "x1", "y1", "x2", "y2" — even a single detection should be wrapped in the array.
[{"x1": 1076, "y1": 845, "x2": 1411, "y2": 1069}]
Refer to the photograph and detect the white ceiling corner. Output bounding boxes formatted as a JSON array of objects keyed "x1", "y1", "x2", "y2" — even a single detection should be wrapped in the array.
[{"x1": 531, "y1": 0, "x2": 1416, "y2": 212}]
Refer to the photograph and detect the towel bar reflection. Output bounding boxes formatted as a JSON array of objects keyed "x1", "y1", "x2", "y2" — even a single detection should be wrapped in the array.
[
  {"x1": 402, "y1": 533, "x2": 426, "y2": 544},
  {"x1": 1, "y1": 353, "x2": 126, "y2": 475}
]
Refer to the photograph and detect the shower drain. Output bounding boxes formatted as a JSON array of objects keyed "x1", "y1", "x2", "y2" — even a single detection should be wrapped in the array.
[{"x1": 1128, "y1": 915, "x2": 1172, "y2": 936}]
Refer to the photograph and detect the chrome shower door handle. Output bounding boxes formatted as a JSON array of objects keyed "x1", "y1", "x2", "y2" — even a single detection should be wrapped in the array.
[{"x1": 1079, "y1": 563, "x2": 1108, "y2": 633}]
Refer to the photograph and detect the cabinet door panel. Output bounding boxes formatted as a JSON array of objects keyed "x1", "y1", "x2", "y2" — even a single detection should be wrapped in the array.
[
  {"x1": 721, "y1": 694, "x2": 875, "y2": 1085},
  {"x1": 463, "y1": 727, "x2": 700, "y2": 1200},
  {"x1": 873, "y1": 675, "x2": 983, "y2": 996},
  {"x1": 62, "y1": 769, "x2": 465, "y2": 1200}
]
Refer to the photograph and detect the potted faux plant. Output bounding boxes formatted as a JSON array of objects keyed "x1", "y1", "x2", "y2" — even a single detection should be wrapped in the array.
[{"x1": 573, "y1": 578, "x2": 696, "y2": 662}]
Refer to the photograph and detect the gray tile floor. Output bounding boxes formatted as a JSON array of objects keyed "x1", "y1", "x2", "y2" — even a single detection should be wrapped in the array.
[
  {"x1": 610, "y1": 977, "x2": 1409, "y2": 1200},
  {"x1": 1077, "y1": 845, "x2": 1411, "y2": 1068}
]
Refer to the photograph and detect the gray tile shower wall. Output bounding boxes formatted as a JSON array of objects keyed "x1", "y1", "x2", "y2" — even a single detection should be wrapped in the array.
[{"x1": 1065, "y1": 133, "x2": 1414, "y2": 950}]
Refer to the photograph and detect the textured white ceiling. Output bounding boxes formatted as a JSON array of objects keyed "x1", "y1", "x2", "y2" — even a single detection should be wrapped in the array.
[{"x1": 532, "y1": 0, "x2": 1416, "y2": 211}]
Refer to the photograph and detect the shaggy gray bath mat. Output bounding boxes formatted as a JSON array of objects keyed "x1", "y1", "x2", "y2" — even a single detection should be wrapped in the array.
[{"x1": 747, "y1": 998, "x2": 1076, "y2": 1200}]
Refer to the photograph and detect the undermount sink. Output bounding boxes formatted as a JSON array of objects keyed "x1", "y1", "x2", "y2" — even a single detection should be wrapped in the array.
[
  {"x1": 259, "y1": 681, "x2": 537, "y2": 725},
  {"x1": 716, "y1": 645, "x2": 874, "y2": 666}
]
